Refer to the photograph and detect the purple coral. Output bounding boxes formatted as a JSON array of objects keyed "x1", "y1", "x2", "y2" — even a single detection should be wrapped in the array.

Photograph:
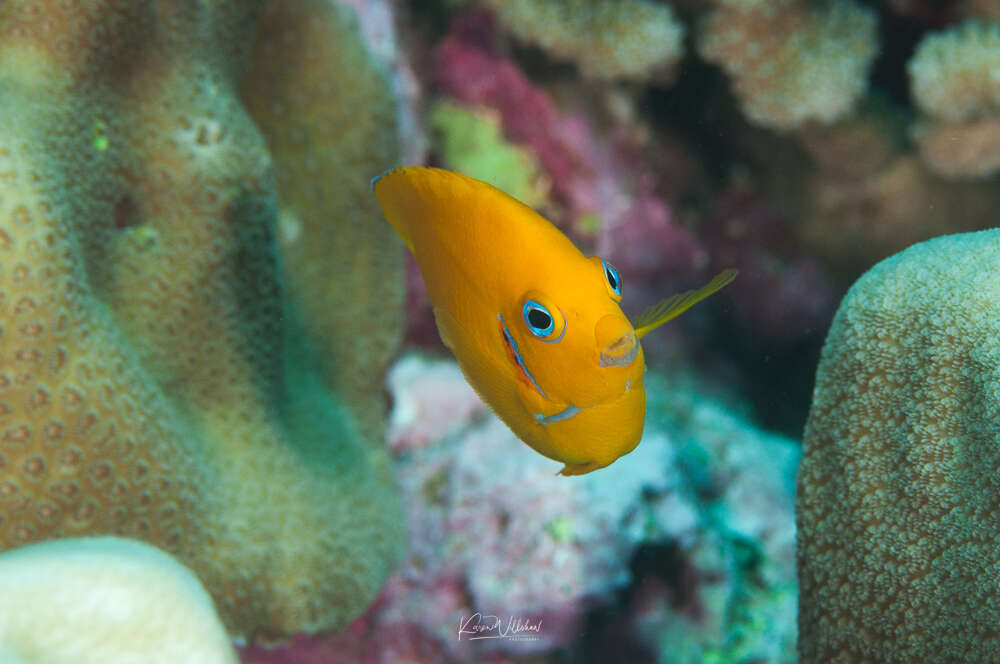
[
  {"x1": 433, "y1": 11, "x2": 579, "y2": 203},
  {"x1": 702, "y1": 187, "x2": 840, "y2": 343}
]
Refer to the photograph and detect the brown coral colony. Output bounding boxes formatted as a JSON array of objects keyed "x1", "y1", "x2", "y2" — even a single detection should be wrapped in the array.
[{"x1": 0, "y1": 0, "x2": 404, "y2": 642}]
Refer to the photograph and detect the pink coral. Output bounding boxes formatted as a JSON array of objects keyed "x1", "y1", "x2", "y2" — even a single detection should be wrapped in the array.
[
  {"x1": 432, "y1": 11, "x2": 578, "y2": 202},
  {"x1": 401, "y1": 253, "x2": 441, "y2": 348},
  {"x1": 399, "y1": 11, "x2": 705, "y2": 354},
  {"x1": 243, "y1": 354, "x2": 800, "y2": 663},
  {"x1": 385, "y1": 355, "x2": 486, "y2": 452},
  {"x1": 432, "y1": 11, "x2": 703, "y2": 284}
]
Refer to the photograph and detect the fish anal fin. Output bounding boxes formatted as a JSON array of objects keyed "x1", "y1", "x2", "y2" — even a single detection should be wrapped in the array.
[
  {"x1": 557, "y1": 460, "x2": 602, "y2": 476},
  {"x1": 632, "y1": 268, "x2": 738, "y2": 339}
]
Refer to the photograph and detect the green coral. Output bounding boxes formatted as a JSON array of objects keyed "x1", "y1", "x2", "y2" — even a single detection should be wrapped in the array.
[
  {"x1": 430, "y1": 100, "x2": 549, "y2": 208},
  {"x1": 244, "y1": 0, "x2": 406, "y2": 446}
]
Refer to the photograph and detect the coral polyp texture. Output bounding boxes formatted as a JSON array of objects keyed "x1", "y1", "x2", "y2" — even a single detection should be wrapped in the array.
[
  {"x1": 0, "y1": 537, "x2": 237, "y2": 664},
  {"x1": 798, "y1": 229, "x2": 1000, "y2": 661},
  {"x1": 487, "y1": 0, "x2": 685, "y2": 81},
  {"x1": 909, "y1": 20, "x2": 1000, "y2": 122},
  {"x1": 966, "y1": 0, "x2": 1000, "y2": 21},
  {"x1": 908, "y1": 19, "x2": 1000, "y2": 177},
  {"x1": 242, "y1": 0, "x2": 406, "y2": 445},
  {"x1": 698, "y1": 0, "x2": 878, "y2": 130},
  {"x1": 0, "y1": 0, "x2": 404, "y2": 642}
]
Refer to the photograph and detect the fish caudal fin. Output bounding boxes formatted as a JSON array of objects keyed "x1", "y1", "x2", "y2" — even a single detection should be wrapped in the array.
[{"x1": 632, "y1": 268, "x2": 738, "y2": 339}]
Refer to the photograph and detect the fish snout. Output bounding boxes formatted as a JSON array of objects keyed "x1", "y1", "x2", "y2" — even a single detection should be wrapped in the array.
[{"x1": 596, "y1": 315, "x2": 639, "y2": 368}]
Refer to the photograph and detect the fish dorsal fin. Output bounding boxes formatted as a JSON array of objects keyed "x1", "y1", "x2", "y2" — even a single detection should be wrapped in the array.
[
  {"x1": 632, "y1": 269, "x2": 738, "y2": 339},
  {"x1": 370, "y1": 167, "x2": 418, "y2": 252}
]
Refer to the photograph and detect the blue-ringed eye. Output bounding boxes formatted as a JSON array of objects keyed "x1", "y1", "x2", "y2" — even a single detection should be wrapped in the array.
[
  {"x1": 523, "y1": 300, "x2": 555, "y2": 337},
  {"x1": 603, "y1": 260, "x2": 621, "y2": 297}
]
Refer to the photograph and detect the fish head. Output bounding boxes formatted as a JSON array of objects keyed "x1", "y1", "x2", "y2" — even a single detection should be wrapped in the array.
[{"x1": 499, "y1": 255, "x2": 644, "y2": 410}]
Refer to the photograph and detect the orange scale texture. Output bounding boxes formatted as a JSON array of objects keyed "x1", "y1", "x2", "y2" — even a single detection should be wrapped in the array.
[{"x1": 0, "y1": 0, "x2": 404, "y2": 642}]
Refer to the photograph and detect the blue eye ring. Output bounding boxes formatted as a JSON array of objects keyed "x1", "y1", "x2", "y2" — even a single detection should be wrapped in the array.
[
  {"x1": 603, "y1": 260, "x2": 622, "y2": 297},
  {"x1": 523, "y1": 300, "x2": 555, "y2": 337}
]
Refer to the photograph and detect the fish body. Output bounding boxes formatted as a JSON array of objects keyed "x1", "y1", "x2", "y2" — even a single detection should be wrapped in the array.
[{"x1": 373, "y1": 167, "x2": 734, "y2": 475}]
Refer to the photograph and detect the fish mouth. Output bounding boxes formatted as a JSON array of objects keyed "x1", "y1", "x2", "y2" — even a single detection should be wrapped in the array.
[{"x1": 600, "y1": 332, "x2": 639, "y2": 367}]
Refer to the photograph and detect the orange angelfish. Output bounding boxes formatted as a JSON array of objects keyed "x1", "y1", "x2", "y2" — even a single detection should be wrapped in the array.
[{"x1": 373, "y1": 167, "x2": 736, "y2": 475}]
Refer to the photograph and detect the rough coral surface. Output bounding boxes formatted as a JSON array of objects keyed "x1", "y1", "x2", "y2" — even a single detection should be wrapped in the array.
[
  {"x1": 798, "y1": 229, "x2": 1000, "y2": 662},
  {"x1": 487, "y1": 0, "x2": 684, "y2": 81},
  {"x1": 909, "y1": 19, "x2": 1000, "y2": 123},
  {"x1": 699, "y1": 0, "x2": 878, "y2": 130},
  {"x1": 243, "y1": 0, "x2": 406, "y2": 445},
  {"x1": 908, "y1": 19, "x2": 1000, "y2": 177},
  {"x1": 0, "y1": 0, "x2": 403, "y2": 641}
]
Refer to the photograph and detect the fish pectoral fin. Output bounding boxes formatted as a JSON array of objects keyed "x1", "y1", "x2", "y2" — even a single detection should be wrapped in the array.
[{"x1": 632, "y1": 268, "x2": 738, "y2": 339}]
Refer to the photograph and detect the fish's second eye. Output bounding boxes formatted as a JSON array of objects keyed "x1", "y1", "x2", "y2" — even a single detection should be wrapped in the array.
[
  {"x1": 603, "y1": 260, "x2": 622, "y2": 297},
  {"x1": 523, "y1": 301, "x2": 555, "y2": 337}
]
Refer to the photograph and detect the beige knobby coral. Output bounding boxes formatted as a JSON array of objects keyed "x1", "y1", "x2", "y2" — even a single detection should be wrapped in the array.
[
  {"x1": 699, "y1": 0, "x2": 878, "y2": 130},
  {"x1": 798, "y1": 229, "x2": 1000, "y2": 661},
  {"x1": 0, "y1": 537, "x2": 237, "y2": 664},
  {"x1": 908, "y1": 19, "x2": 1000, "y2": 177},
  {"x1": 965, "y1": 0, "x2": 1000, "y2": 21},
  {"x1": 0, "y1": 0, "x2": 403, "y2": 641},
  {"x1": 488, "y1": 0, "x2": 685, "y2": 81}
]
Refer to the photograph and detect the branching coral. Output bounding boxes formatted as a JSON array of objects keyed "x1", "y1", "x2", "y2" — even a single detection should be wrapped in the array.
[
  {"x1": 0, "y1": 0, "x2": 404, "y2": 641},
  {"x1": 698, "y1": 0, "x2": 878, "y2": 130},
  {"x1": 798, "y1": 229, "x2": 1000, "y2": 661},
  {"x1": 908, "y1": 19, "x2": 1000, "y2": 177},
  {"x1": 0, "y1": 537, "x2": 237, "y2": 663},
  {"x1": 487, "y1": 0, "x2": 685, "y2": 81}
]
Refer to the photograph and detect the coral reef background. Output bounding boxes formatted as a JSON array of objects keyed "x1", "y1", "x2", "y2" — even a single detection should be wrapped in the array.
[
  {"x1": 2, "y1": 0, "x2": 999, "y2": 662},
  {"x1": 407, "y1": 0, "x2": 1000, "y2": 438}
]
